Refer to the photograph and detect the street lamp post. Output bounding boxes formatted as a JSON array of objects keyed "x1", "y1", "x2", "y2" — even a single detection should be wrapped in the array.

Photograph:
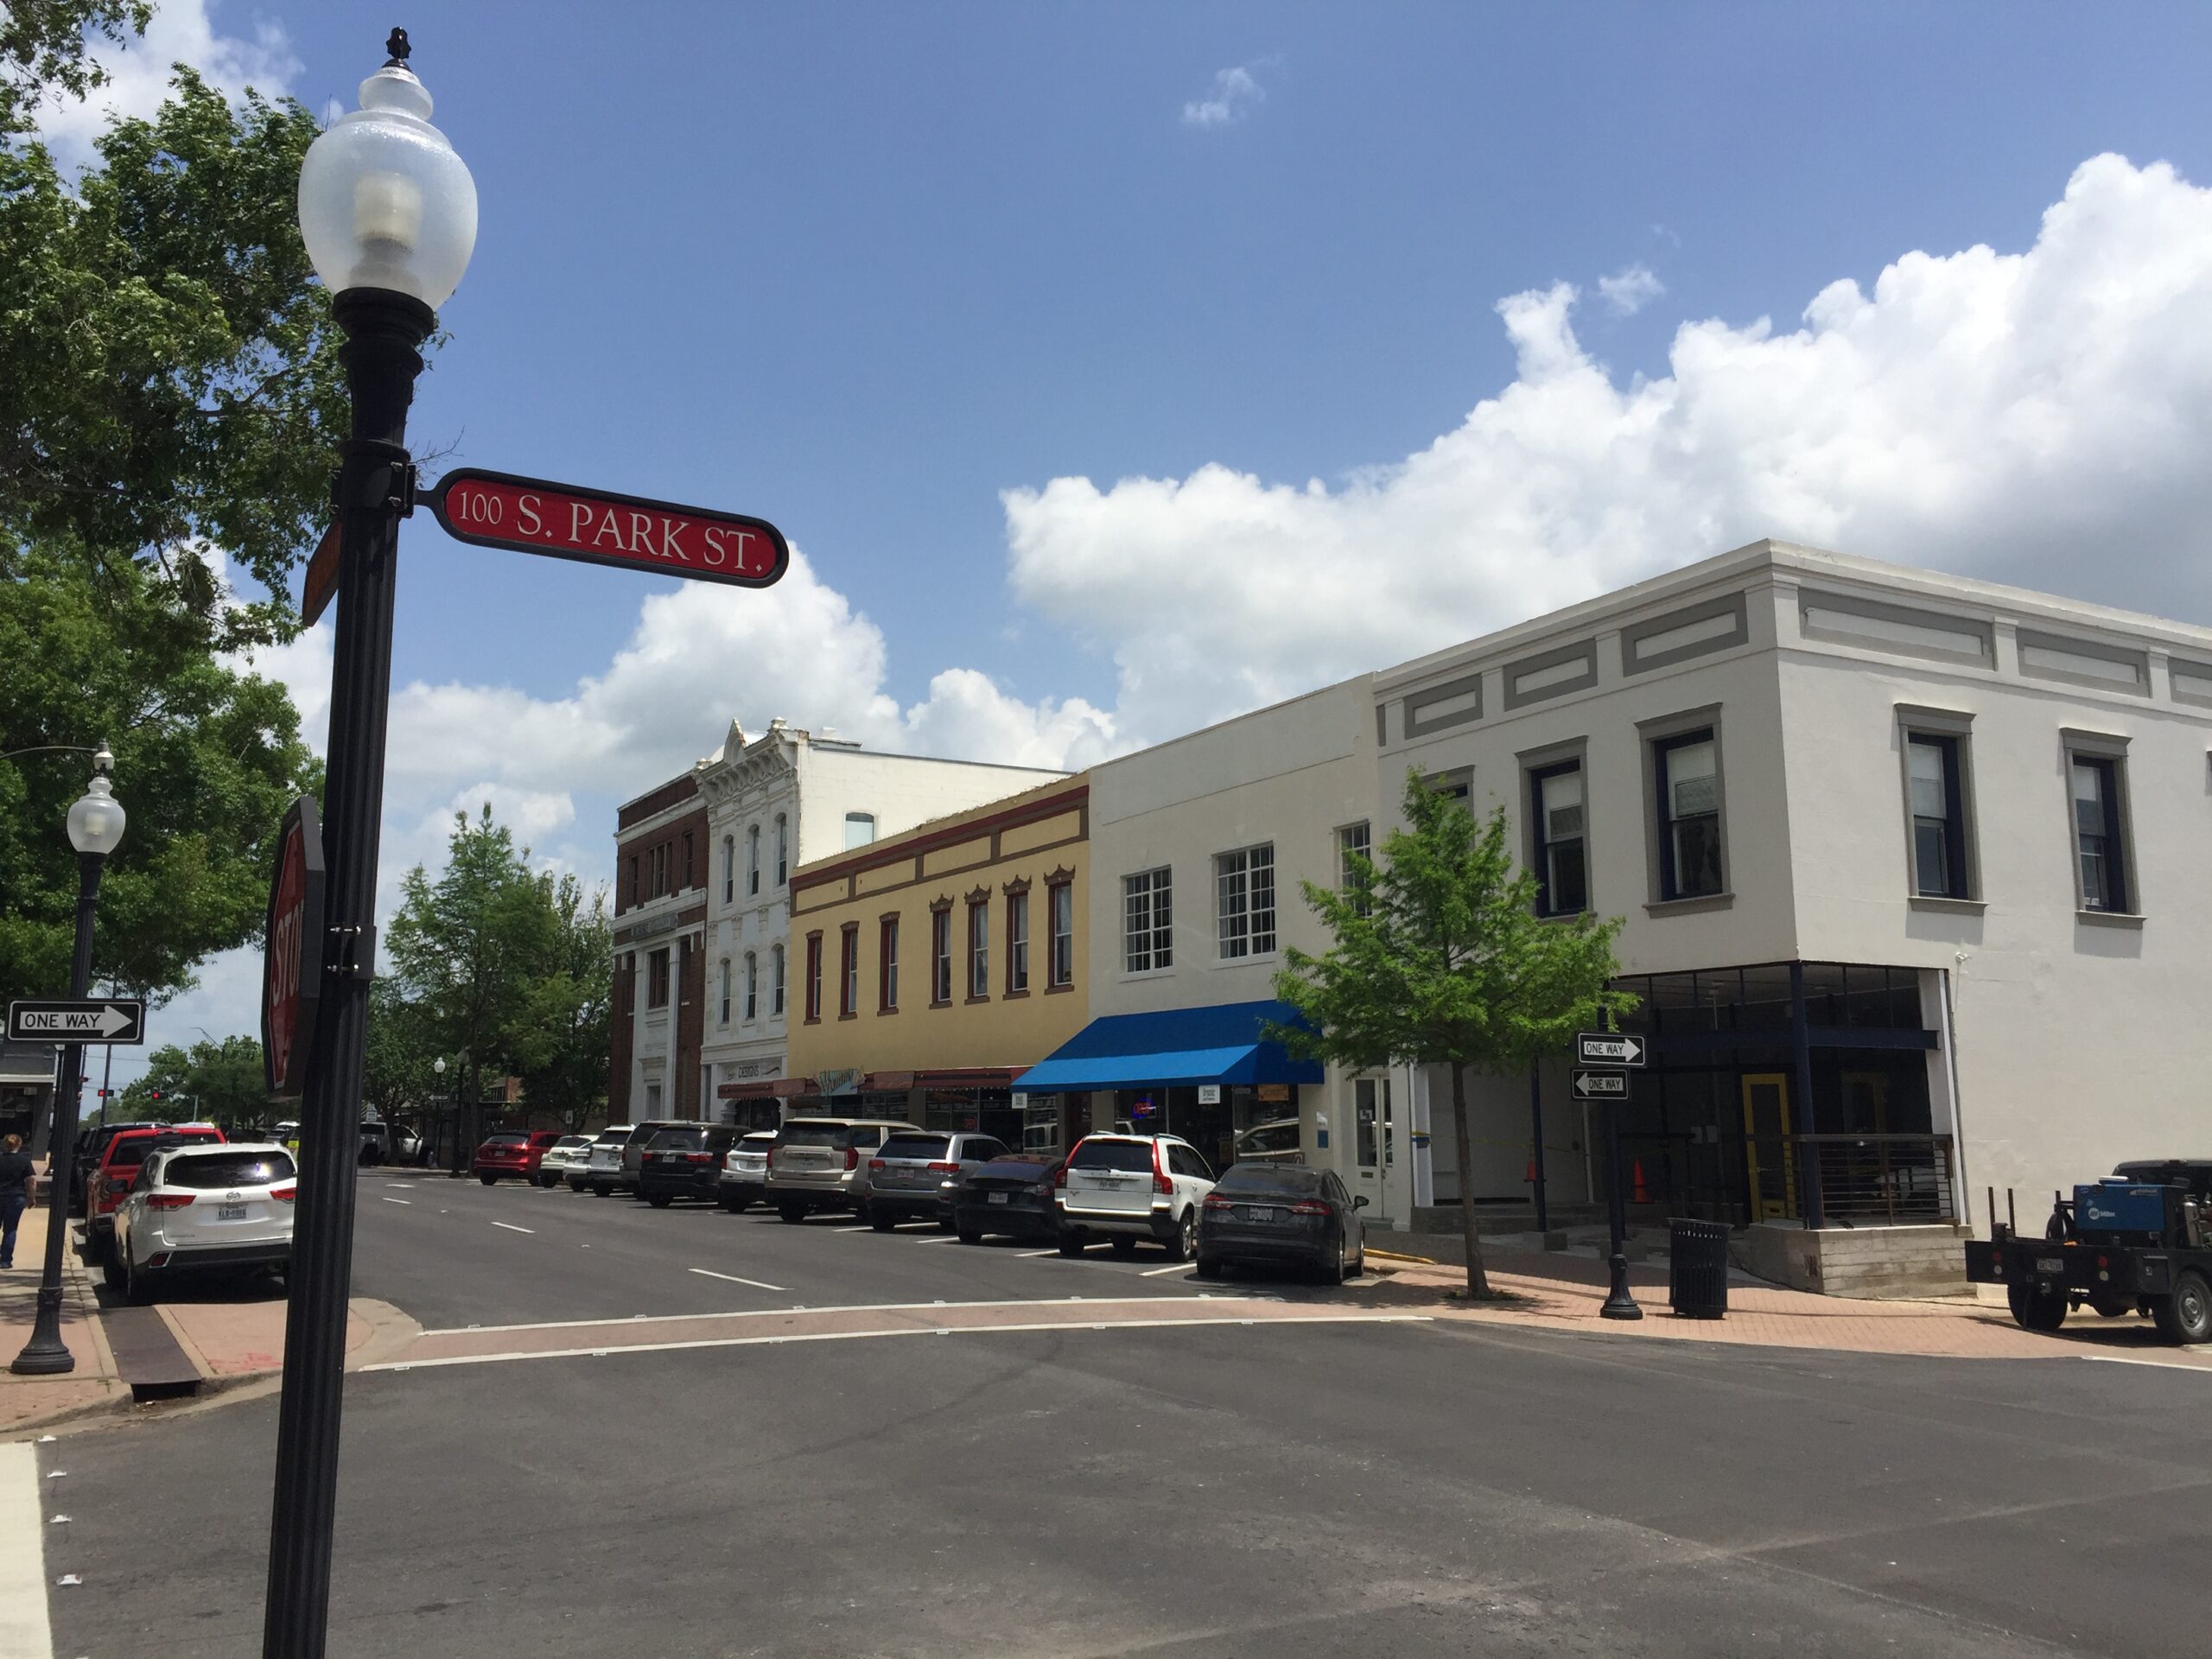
[
  {"x1": 11, "y1": 747, "x2": 127, "y2": 1376},
  {"x1": 1598, "y1": 1101, "x2": 1643, "y2": 1321},
  {"x1": 262, "y1": 30, "x2": 474, "y2": 1659}
]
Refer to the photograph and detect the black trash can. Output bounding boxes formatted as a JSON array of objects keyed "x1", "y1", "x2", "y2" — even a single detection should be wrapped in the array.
[{"x1": 1668, "y1": 1217, "x2": 1730, "y2": 1319}]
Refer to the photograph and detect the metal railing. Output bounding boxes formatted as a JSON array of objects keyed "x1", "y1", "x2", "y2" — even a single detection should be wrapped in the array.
[{"x1": 1788, "y1": 1133, "x2": 1958, "y2": 1226}]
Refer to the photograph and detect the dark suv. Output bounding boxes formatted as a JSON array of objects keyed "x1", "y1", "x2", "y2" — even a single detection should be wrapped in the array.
[{"x1": 638, "y1": 1124, "x2": 745, "y2": 1207}]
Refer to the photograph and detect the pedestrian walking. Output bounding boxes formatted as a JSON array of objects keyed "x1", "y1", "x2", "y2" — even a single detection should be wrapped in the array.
[{"x1": 0, "y1": 1133, "x2": 34, "y2": 1269}]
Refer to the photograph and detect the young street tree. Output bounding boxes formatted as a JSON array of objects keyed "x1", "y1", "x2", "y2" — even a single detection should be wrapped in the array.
[
  {"x1": 1272, "y1": 771, "x2": 1634, "y2": 1299},
  {"x1": 506, "y1": 873, "x2": 613, "y2": 1131}
]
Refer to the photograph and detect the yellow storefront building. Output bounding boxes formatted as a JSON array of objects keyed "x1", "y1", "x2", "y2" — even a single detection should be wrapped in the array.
[{"x1": 785, "y1": 774, "x2": 1090, "y2": 1149}]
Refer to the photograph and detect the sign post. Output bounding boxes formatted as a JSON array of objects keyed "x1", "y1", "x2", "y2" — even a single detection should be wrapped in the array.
[
  {"x1": 262, "y1": 796, "x2": 327, "y2": 1100},
  {"x1": 1575, "y1": 1030, "x2": 1644, "y2": 1321}
]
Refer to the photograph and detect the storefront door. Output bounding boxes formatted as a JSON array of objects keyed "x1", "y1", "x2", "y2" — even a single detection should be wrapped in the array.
[
  {"x1": 1739, "y1": 1073, "x2": 1796, "y2": 1220},
  {"x1": 1352, "y1": 1077, "x2": 1394, "y2": 1224}
]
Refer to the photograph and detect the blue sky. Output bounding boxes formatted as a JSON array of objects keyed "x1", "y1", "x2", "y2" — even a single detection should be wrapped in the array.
[{"x1": 40, "y1": 2, "x2": 2212, "y2": 1078}]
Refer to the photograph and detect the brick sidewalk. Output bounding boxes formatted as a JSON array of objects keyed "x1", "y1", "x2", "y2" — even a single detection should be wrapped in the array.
[
  {"x1": 0, "y1": 1207, "x2": 128, "y2": 1432},
  {"x1": 1368, "y1": 1245, "x2": 2212, "y2": 1364}
]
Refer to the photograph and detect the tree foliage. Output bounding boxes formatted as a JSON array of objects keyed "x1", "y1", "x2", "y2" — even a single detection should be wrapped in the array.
[
  {"x1": 116, "y1": 1033, "x2": 264, "y2": 1126},
  {"x1": 1272, "y1": 771, "x2": 1634, "y2": 1297},
  {"x1": 1, "y1": 0, "x2": 152, "y2": 122},
  {"x1": 506, "y1": 873, "x2": 613, "y2": 1131}
]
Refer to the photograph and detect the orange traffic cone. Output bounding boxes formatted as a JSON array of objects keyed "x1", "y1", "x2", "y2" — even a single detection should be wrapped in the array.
[
  {"x1": 1525, "y1": 1152, "x2": 1538, "y2": 1184},
  {"x1": 1630, "y1": 1159, "x2": 1650, "y2": 1205}
]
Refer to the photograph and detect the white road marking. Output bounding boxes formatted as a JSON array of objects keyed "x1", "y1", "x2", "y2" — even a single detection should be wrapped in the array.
[
  {"x1": 1139, "y1": 1263, "x2": 1194, "y2": 1277},
  {"x1": 491, "y1": 1222, "x2": 535, "y2": 1235},
  {"x1": 423, "y1": 1294, "x2": 1168, "y2": 1338},
  {"x1": 831, "y1": 1225, "x2": 872, "y2": 1233},
  {"x1": 0, "y1": 1442, "x2": 54, "y2": 1658},
  {"x1": 1015, "y1": 1249, "x2": 1058, "y2": 1257},
  {"x1": 688, "y1": 1268, "x2": 788, "y2": 1293},
  {"x1": 385, "y1": 1182, "x2": 415, "y2": 1188},
  {"x1": 381, "y1": 1197, "x2": 411, "y2": 1205},
  {"x1": 366, "y1": 1312, "x2": 1435, "y2": 1373},
  {"x1": 910, "y1": 1234, "x2": 961, "y2": 1246},
  {"x1": 2082, "y1": 1353, "x2": 2212, "y2": 1372}
]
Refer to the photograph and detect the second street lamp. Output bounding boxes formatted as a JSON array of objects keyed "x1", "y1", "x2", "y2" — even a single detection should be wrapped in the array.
[
  {"x1": 261, "y1": 29, "x2": 476, "y2": 1659},
  {"x1": 11, "y1": 747, "x2": 126, "y2": 1376}
]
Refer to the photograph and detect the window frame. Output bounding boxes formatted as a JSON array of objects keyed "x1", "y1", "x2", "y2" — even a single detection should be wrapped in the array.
[
  {"x1": 1005, "y1": 885, "x2": 1030, "y2": 995},
  {"x1": 747, "y1": 824, "x2": 761, "y2": 896},
  {"x1": 721, "y1": 836, "x2": 734, "y2": 905},
  {"x1": 1336, "y1": 821, "x2": 1372, "y2": 918},
  {"x1": 774, "y1": 813, "x2": 788, "y2": 886},
  {"x1": 718, "y1": 957, "x2": 731, "y2": 1026},
  {"x1": 1215, "y1": 842, "x2": 1278, "y2": 960},
  {"x1": 880, "y1": 915, "x2": 900, "y2": 1013},
  {"x1": 2063, "y1": 730, "x2": 2137, "y2": 917},
  {"x1": 930, "y1": 903, "x2": 954, "y2": 1006},
  {"x1": 844, "y1": 811, "x2": 876, "y2": 850},
  {"x1": 804, "y1": 931, "x2": 823, "y2": 1024},
  {"x1": 647, "y1": 947, "x2": 671, "y2": 1009},
  {"x1": 1122, "y1": 867, "x2": 1173, "y2": 974},
  {"x1": 771, "y1": 943, "x2": 785, "y2": 1018},
  {"x1": 1526, "y1": 755, "x2": 1589, "y2": 918},
  {"x1": 839, "y1": 923, "x2": 860, "y2": 1018},
  {"x1": 1643, "y1": 714, "x2": 1729, "y2": 906},
  {"x1": 967, "y1": 896, "x2": 990, "y2": 1001},
  {"x1": 1046, "y1": 877, "x2": 1075, "y2": 989},
  {"x1": 743, "y1": 950, "x2": 758, "y2": 1022}
]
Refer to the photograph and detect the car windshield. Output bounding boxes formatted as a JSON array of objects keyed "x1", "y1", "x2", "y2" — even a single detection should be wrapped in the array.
[
  {"x1": 779, "y1": 1123, "x2": 849, "y2": 1148},
  {"x1": 1071, "y1": 1141, "x2": 1156, "y2": 1173},
  {"x1": 594, "y1": 1130, "x2": 629, "y2": 1144},
  {"x1": 879, "y1": 1134, "x2": 950, "y2": 1160},
  {"x1": 1216, "y1": 1163, "x2": 1328, "y2": 1197},
  {"x1": 484, "y1": 1132, "x2": 528, "y2": 1145},
  {"x1": 108, "y1": 1130, "x2": 218, "y2": 1169},
  {"x1": 163, "y1": 1151, "x2": 296, "y2": 1189},
  {"x1": 649, "y1": 1128, "x2": 706, "y2": 1149},
  {"x1": 556, "y1": 1136, "x2": 590, "y2": 1148}
]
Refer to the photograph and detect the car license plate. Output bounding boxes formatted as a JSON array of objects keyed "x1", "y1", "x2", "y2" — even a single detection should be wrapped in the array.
[
  {"x1": 988, "y1": 1192, "x2": 1010, "y2": 1205},
  {"x1": 1243, "y1": 1205, "x2": 1277, "y2": 1223},
  {"x1": 2037, "y1": 1256, "x2": 2065, "y2": 1274},
  {"x1": 219, "y1": 1203, "x2": 248, "y2": 1221}
]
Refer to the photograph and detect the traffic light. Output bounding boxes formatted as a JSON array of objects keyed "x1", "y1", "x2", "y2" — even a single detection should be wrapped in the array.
[{"x1": 149, "y1": 1089, "x2": 162, "y2": 1102}]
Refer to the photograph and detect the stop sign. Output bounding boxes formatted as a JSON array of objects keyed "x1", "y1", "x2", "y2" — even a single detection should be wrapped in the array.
[{"x1": 263, "y1": 795, "x2": 327, "y2": 1100}]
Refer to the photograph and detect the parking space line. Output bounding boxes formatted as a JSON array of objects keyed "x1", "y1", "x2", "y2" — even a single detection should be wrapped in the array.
[
  {"x1": 1139, "y1": 1263, "x2": 1192, "y2": 1277},
  {"x1": 1016, "y1": 1249, "x2": 1058, "y2": 1257},
  {"x1": 831, "y1": 1225, "x2": 872, "y2": 1233},
  {"x1": 491, "y1": 1222, "x2": 535, "y2": 1235},
  {"x1": 688, "y1": 1267, "x2": 788, "y2": 1294},
  {"x1": 2082, "y1": 1353, "x2": 2212, "y2": 1373},
  {"x1": 420, "y1": 1294, "x2": 1173, "y2": 1338},
  {"x1": 381, "y1": 1197, "x2": 411, "y2": 1205},
  {"x1": 911, "y1": 1235, "x2": 961, "y2": 1246}
]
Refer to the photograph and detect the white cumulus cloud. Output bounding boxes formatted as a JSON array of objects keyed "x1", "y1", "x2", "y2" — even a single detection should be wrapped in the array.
[
  {"x1": 1597, "y1": 262, "x2": 1665, "y2": 316},
  {"x1": 1183, "y1": 63, "x2": 1266, "y2": 129}
]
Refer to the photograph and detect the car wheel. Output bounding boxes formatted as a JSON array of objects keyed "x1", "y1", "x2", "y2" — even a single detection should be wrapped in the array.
[
  {"x1": 478, "y1": 1173, "x2": 498, "y2": 1186},
  {"x1": 121, "y1": 1251, "x2": 155, "y2": 1306},
  {"x1": 778, "y1": 1201, "x2": 809, "y2": 1224},
  {"x1": 1056, "y1": 1231, "x2": 1085, "y2": 1257},
  {"x1": 2007, "y1": 1280, "x2": 2068, "y2": 1332},
  {"x1": 2156, "y1": 1270, "x2": 2212, "y2": 1344},
  {"x1": 646, "y1": 1193, "x2": 673, "y2": 1209},
  {"x1": 1331, "y1": 1230, "x2": 1351, "y2": 1284},
  {"x1": 718, "y1": 1192, "x2": 742, "y2": 1213},
  {"x1": 870, "y1": 1210, "x2": 896, "y2": 1232},
  {"x1": 1193, "y1": 1255, "x2": 1224, "y2": 1280},
  {"x1": 594, "y1": 1183, "x2": 612, "y2": 1198},
  {"x1": 1164, "y1": 1209, "x2": 1197, "y2": 1263},
  {"x1": 957, "y1": 1226, "x2": 984, "y2": 1245},
  {"x1": 99, "y1": 1250, "x2": 126, "y2": 1292},
  {"x1": 1109, "y1": 1235, "x2": 1139, "y2": 1258}
]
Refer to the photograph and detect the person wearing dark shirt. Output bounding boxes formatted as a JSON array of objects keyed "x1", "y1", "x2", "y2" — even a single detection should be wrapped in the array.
[{"x1": 0, "y1": 1135, "x2": 33, "y2": 1269}]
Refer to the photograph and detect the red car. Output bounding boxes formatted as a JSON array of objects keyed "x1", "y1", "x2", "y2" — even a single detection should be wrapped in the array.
[
  {"x1": 87, "y1": 1123, "x2": 226, "y2": 1262},
  {"x1": 473, "y1": 1130, "x2": 564, "y2": 1185}
]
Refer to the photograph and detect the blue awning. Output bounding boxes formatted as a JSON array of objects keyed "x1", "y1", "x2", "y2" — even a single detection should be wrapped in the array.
[{"x1": 1014, "y1": 1000, "x2": 1324, "y2": 1092}]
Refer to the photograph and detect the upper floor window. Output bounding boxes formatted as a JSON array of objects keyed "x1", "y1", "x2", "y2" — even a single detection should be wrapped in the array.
[
  {"x1": 880, "y1": 918, "x2": 899, "y2": 1012},
  {"x1": 931, "y1": 907, "x2": 953, "y2": 1003},
  {"x1": 743, "y1": 950, "x2": 759, "y2": 1021},
  {"x1": 1654, "y1": 731, "x2": 1723, "y2": 900},
  {"x1": 2069, "y1": 750, "x2": 2132, "y2": 913},
  {"x1": 1048, "y1": 880, "x2": 1074, "y2": 988},
  {"x1": 839, "y1": 924, "x2": 859, "y2": 1017},
  {"x1": 1529, "y1": 761, "x2": 1587, "y2": 917},
  {"x1": 721, "y1": 836, "x2": 734, "y2": 905},
  {"x1": 1006, "y1": 890, "x2": 1029, "y2": 995},
  {"x1": 747, "y1": 825, "x2": 761, "y2": 896},
  {"x1": 1906, "y1": 733, "x2": 1971, "y2": 899},
  {"x1": 804, "y1": 934, "x2": 823, "y2": 1022},
  {"x1": 718, "y1": 957, "x2": 731, "y2": 1026},
  {"x1": 774, "y1": 814, "x2": 789, "y2": 885},
  {"x1": 845, "y1": 811, "x2": 876, "y2": 850},
  {"x1": 681, "y1": 832, "x2": 694, "y2": 889},
  {"x1": 771, "y1": 943, "x2": 785, "y2": 1018},
  {"x1": 968, "y1": 898, "x2": 989, "y2": 999},
  {"x1": 1337, "y1": 822, "x2": 1372, "y2": 917},
  {"x1": 628, "y1": 854, "x2": 639, "y2": 906},
  {"x1": 1216, "y1": 843, "x2": 1277, "y2": 958},
  {"x1": 647, "y1": 948, "x2": 671, "y2": 1008},
  {"x1": 1124, "y1": 868, "x2": 1173, "y2": 973}
]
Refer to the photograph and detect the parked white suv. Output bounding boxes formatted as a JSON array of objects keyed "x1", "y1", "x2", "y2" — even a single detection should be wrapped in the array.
[
  {"x1": 581, "y1": 1124, "x2": 634, "y2": 1195},
  {"x1": 1055, "y1": 1133, "x2": 1215, "y2": 1261},
  {"x1": 107, "y1": 1142, "x2": 296, "y2": 1304}
]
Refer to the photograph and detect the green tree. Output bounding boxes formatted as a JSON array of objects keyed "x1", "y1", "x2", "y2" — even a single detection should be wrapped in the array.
[
  {"x1": 385, "y1": 807, "x2": 556, "y2": 1155},
  {"x1": 117, "y1": 1033, "x2": 265, "y2": 1127},
  {"x1": 2, "y1": 0, "x2": 152, "y2": 122},
  {"x1": 507, "y1": 873, "x2": 613, "y2": 1130},
  {"x1": 1271, "y1": 771, "x2": 1635, "y2": 1299},
  {"x1": 362, "y1": 977, "x2": 441, "y2": 1128}
]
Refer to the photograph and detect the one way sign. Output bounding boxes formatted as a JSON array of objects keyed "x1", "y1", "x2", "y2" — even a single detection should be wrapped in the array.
[
  {"x1": 1572, "y1": 1068, "x2": 1630, "y2": 1101},
  {"x1": 7, "y1": 999, "x2": 145, "y2": 1046},
  {"x1": 1574, "y1": 1031, "x2": 1646, "y2": 1068}
]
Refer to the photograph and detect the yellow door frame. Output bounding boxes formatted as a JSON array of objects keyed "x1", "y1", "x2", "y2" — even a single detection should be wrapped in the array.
[{"x1": 1740, "y1": 1072, "x2": 1796, "y2": 1220}]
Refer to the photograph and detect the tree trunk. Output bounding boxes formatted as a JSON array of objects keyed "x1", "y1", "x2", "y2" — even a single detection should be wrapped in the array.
[{"x1": 1449, "y1": 1060, "x2": 1491, "y2": 1298}]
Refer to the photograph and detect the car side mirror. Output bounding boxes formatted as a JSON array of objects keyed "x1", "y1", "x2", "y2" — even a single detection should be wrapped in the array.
[{"x1": 1352, "y1": 1195, "x2": 1370, "y2": 1209}]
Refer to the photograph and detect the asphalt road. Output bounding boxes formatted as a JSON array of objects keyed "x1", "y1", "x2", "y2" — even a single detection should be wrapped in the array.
[{"x1": 33, "y1": 1178, "x2": 2212, "y2": 1657}]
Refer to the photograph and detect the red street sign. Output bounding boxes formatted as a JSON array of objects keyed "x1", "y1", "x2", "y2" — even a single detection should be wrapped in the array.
[
  {"x1": 262, "y1": 795, "x2": 327, "y2": 1101},
  {"x1": 429, "y1": 467, "x2": 788, "y2": 588},
  {"x1": 301, "y1": 522, "x2": 342, "y2": 626}
]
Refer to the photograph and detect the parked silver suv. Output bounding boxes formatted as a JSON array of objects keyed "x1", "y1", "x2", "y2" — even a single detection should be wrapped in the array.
[
  {"x1": 766, "y1": 1117, "x2": 918, "y2": 1224},
  {"x1": 865, "y1": 1130, "x2": 1012, "y2": 1231},
  {"x1": 1056, "y1": 1133, "x2": 1217, "y2": 1261}
]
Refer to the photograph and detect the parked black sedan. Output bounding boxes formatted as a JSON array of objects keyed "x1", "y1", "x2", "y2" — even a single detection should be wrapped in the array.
[
  {"x1": 1196, "y1": 1162, "x2": 1367, "y2": 1282},
  {"x1": 952, "y1": 1153, "x2": 1065, "y2": 1243},
  {"x1": 637, "y1": 1124, "x2": 745, "y2": 1207}
]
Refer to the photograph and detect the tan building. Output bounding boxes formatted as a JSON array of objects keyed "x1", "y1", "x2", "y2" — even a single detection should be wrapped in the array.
[{"x1": 785, "y1": 774, "x2": 1092, "y2": 1147}]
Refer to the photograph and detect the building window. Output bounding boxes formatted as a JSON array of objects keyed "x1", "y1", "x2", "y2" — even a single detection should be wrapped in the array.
[
  {"x1": 682, "y1": 831, "x2": 694, "y2": 889},
  {"x1": 1006, "y1": 890, "x2": 1029, "y2": 995},
  {"x1": 721, "y1": 837, "x2": 734, "y2": 904},
  {"x1": 647, "y1": 947, "x2": 671, "y2": 1008},
  {"x1": 931, "y1": 906, "x2": 953, "y2": 1003},
  {"x1": 1654, "y1": 730, "x2": 1724, "y2": 900},
  {"x1": 1906, "y1": 734, "x2": 1971, "y2": 899},
  {"x1": 747, "y1": 825, "x2": 761, "y2": 896},
  {"x1": 1216, "y1": 843, "x2": 1276, "y2": 958},
  {"x1": 1337, "y1": 822, "x2": 1372, "y2": 917},
  {"x1": 839, "y1": 924, "x2": 859, "y2": 1017},
  {"x1": 1123, "y1": 868, "x2": 1173, "y2": 972},
  {"x1": 771, "y1": 944, "x2": 785, "y2": 1017},
  {"x1": 718, "y1": 957, "x2": 731, "y2": 1026},
  {"x1": 1529, "y1": 761, "x2": 1587, "y2": 917},
  {"x1": 1427, "y1": 770, "x2": 1472, "y2": 805},
  {"x1": 774, "y1": 814, "x2": 788, "y2": 885},
  {"x1": 628, "y1": 854, "x2": 639, "y2": 906},
  {"x1": 2069, "y1": 753, "x2": 2130, "y2": 912},
  {"x1": 1048, "y1": 880, "x2": 1074, "y2": 988},
  {"x1": 743, "y1": 951, "x2": 759, "y2": 1021},
  {"x1": 804, "y1": 934, "x2": 823, "y2": 1023},
  {"x1": 845, "y1": 811, "x2": 876, "y2": 850},
  {"x1": 968, "y1": 899, "x2": 989, "y2": 999},
  {"x1": 880, "y1": 918, "x2": 899, "y2": 1011}
]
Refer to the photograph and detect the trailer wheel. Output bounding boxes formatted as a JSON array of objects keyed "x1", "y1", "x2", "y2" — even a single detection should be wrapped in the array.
[
  {"x1": 2008, "y1": 1281, "x2": 2068, "y2": 1332},
  {"x1": 2153, "y1": 1271, "x2": 2212, "y2": 1345}
]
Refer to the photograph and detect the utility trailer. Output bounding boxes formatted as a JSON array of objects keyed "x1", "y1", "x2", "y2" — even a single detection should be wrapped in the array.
[{"x1": 1967, "y1": 1160, "x2": 2212, "y2": 1343}]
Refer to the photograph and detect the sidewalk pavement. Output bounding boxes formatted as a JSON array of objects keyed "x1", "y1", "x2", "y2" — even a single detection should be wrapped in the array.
[
  {"x1": 0, "y1": 1205, "x2": 417, "y2": 1436},
  {"x1": 1367, "y1": 1243, "x2": 2212, "y2": 1364}
]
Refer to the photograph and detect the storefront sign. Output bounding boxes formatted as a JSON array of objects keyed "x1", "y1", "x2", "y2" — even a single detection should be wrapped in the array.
[
  {"x1": 1257, "y1": 1084, "x2": 1291, "y2": 1103},
  {"x1": 1196, "y1": 1084, "x2": 1221, "y2": 1105}
]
